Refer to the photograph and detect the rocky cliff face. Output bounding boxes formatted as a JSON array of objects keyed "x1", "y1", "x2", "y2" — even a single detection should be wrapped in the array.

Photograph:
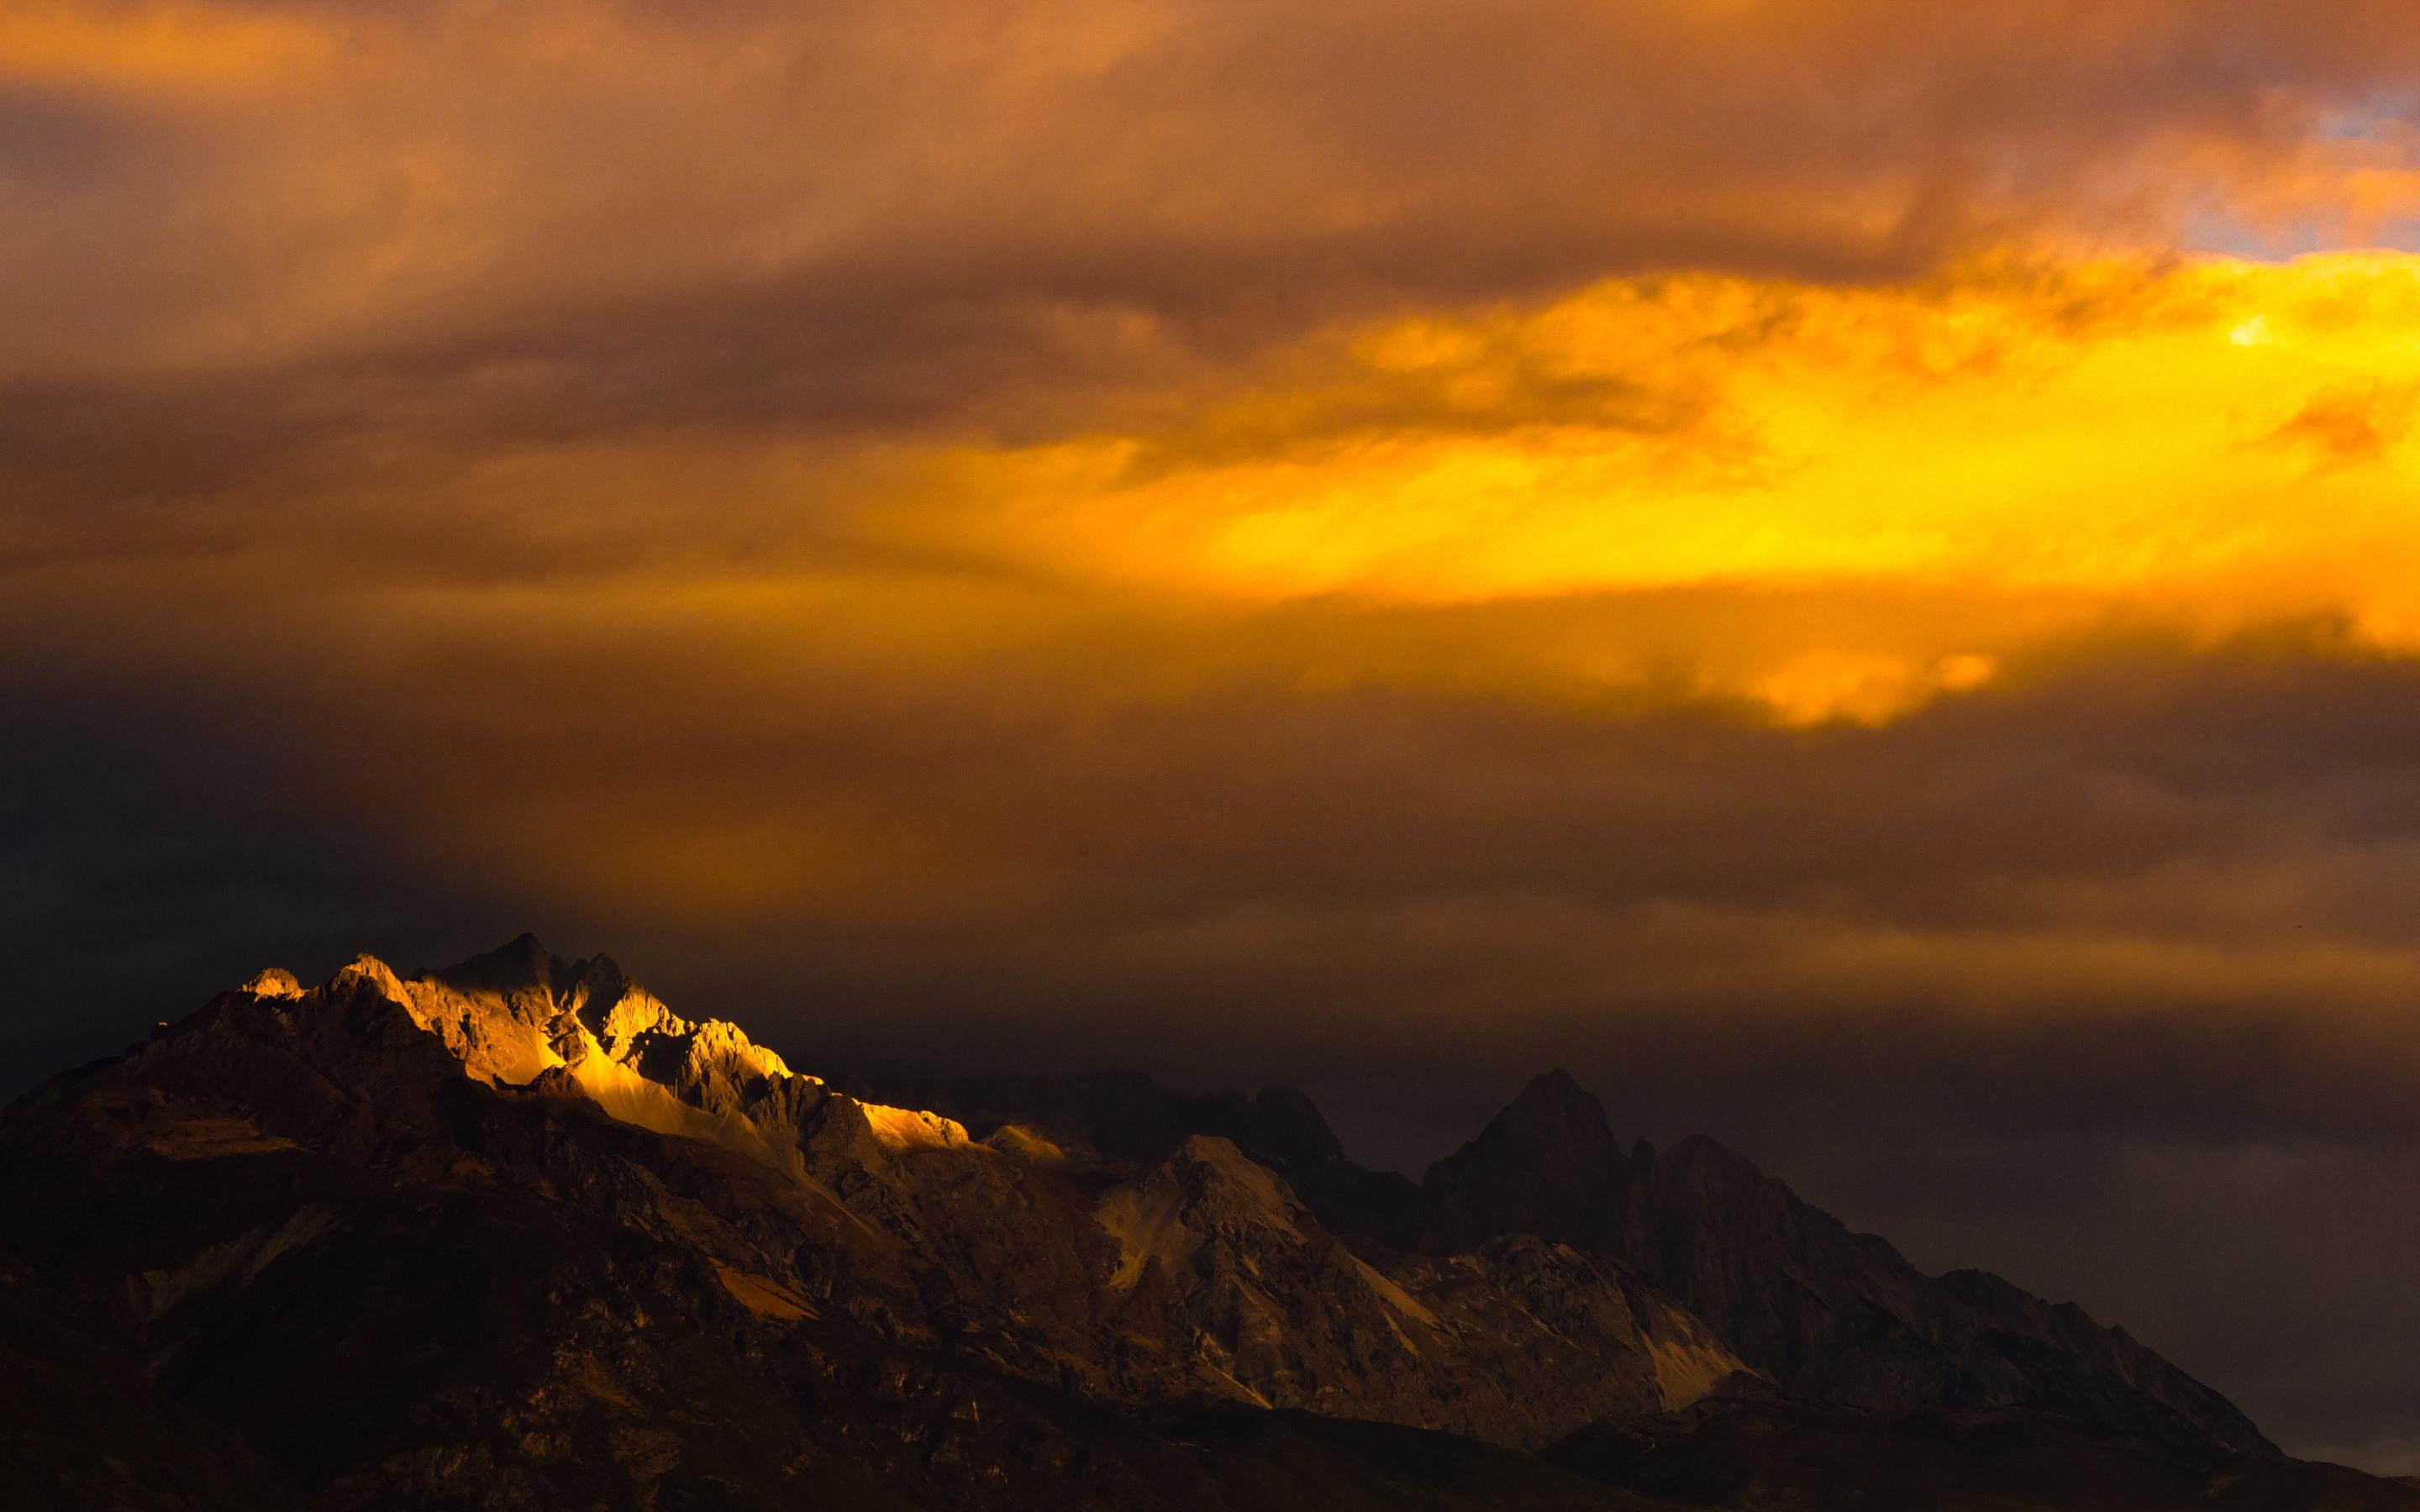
[
  {"x1": 0, "y1": 937, "x2": 2335, "y2": 1509},
  {"x1": 1416, "y1": 1073, "x2": 2270, "y2": 1456},
  {"x1": 0, "y1": 940, "x2": 1741, "y2": 1506}
]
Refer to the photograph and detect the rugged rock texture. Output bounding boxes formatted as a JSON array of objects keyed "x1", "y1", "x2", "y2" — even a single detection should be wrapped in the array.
[
  {"x1": 0, "y1": 941, "x2": 1725, "y2": 1506},
  {"x1": 1420, "y1": 1072, "x2": 2270, "y2": 1455},
  {"x1": 0, "y1": 937, "x2": 2387, "y2": 1509},
  {"x1": 1089, "y1": 1134, "x2": 1738, "y2": 1446},
  {"x1": 1426, "y1": 1070, "x2": 1636, "y2": 1251},
  {"x1": 886, "y1": 1071, "x2": 1432, "y2": 1249}
]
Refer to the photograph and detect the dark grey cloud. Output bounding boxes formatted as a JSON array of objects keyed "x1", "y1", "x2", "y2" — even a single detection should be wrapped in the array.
[{"x1": 9, "y1": 603, "x2": 2420, "y2": 1462}]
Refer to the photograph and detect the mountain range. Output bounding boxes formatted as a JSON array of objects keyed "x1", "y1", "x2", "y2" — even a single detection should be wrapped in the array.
[{"x1": 2, "y1": 935, "x2": 2409, "y2": 1509}]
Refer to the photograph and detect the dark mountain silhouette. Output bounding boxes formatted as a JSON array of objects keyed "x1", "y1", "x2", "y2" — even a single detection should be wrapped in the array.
[
  {"x1": 0, "y1": 938, "x2": 2403, "y2": 1509},
  {"x1": 1417, "y1": 1071, "x2": 2267, "y2": 1455}
]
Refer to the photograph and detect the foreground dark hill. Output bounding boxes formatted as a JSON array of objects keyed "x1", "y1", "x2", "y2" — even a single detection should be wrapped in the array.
[
  {"x1": 0, "y1": 937, "x2": 2407, "y2": 1509},
  {"x1": 1547, "y1": 1378, "x2": 2420, "y2": 1512}
]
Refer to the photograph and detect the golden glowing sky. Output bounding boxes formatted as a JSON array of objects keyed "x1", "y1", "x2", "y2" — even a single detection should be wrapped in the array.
[{"x1": 12, "y1": 0, "x2": 2420, "y2": 1467}]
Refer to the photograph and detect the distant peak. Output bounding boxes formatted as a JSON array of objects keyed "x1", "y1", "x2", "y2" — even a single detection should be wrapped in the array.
[
  {"x1": 1660, "y1": 1132, "x2": 1761, "y2": 1179},
  {"x1": 239, "y1": 968, "x2": 302, "y2": 1000},
  {"x1": 1235, "y1": 1085, "x2": 1347, "y2": 1166},
  {"x1": 1487, "y1": 1068, "x2": 1614, "y2": 1146},
  {"x1": 1422, "y1": 1068, "x2": 1628, "y2": 1249},
  {"x1": 433, "y1": 932, "x2": 567, "y2": 995},
  {"x1": 497, "y1": 931, "x2": 553, "y2": 974},
  {"x1": 327, "y1": 954, "x2": 407, "y2": 1002},
  {"x1": 1514, "y1": 1067, "x2": 1597, "y2": 1107},
  {"x1": 576, "y1": 953, "x2": 629, "y2": 991}
]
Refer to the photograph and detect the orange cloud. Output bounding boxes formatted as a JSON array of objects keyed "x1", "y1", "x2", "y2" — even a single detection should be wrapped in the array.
[
  {"x1": 768, "y1": 253, "x2": 2415, "y2": 722},
  {"x1": 21, "y1": 3, "x2": 2420, "y2": 1079},
  {"x1": 9, "y1": 0, "x2": 2420, "y2": 386},
  {"x1": 0, "y1": 3, "x2": 334, "y2": 92}
]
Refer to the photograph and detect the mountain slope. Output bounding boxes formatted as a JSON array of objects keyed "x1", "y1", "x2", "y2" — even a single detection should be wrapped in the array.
[
  {"x1": 0, "y1": 938, "x2": 2389, "y2": 1509},
  {"x1": 1421, "y1": 1070, "x2": 2268, "y2": 1455},
  {"x1": 0, "y1": 941, "x2": 1733, "y2": 1505}
]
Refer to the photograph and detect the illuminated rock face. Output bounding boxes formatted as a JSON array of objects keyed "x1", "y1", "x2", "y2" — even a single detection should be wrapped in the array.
[
  {"x1": 0, "y1": 937, "x2": 2302, "y2": 1509},
  {"x1": 398, "y1": 934, "x2": 835, "y2": 1174},
  {"x1": 44, "y1": 939, "x2": 1729, "y2": 1448}
]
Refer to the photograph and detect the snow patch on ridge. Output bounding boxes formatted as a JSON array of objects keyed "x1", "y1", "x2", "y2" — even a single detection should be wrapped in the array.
[
  {"x1": 987, "y1": 1123, "x2": 1071, "y2": 1165},
  {"x1": 1650, "y1": 1336, "x2": 1746, "y2": 1409},
  {"x1": 857, "y1": 1101, "x2": 972, "y2": 1151},
  {"x1": 1350, "y1": 1253, "x2": 1439, "y2": 1327}
]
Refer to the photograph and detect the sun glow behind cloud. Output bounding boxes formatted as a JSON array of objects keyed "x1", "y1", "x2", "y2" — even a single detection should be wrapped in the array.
[
  {"x1": 817, "y1": 252, "x2": 2420, "y2": 724},
  {"x1": 12, "y1": 0, "x2": 2420, "y2": 921}
]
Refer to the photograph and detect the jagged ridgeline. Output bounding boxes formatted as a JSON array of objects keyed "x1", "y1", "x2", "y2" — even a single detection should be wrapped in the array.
[{"x1": 1, "y1": 937, "x2": 2408, "y2": 1510}]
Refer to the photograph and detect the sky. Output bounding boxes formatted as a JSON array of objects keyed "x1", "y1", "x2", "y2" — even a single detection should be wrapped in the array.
[{"x1": 8, "y1": 0, "x2": 2420, "y2": 1473}]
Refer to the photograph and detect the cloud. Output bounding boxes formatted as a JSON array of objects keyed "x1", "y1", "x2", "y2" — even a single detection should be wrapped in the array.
[
  {"x1": 14, "y1": 0, "x2": 2420, "y2": 1476},
  {"x1": 2263, "y1": 379, "x2": 2420, "y2": 465},
  {"x1": 9, "y1": 0, "x2": 2420, "y2": 396}
]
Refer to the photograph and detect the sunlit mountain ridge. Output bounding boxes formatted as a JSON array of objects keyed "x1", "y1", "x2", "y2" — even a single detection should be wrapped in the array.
[{"x1": 7, "y1": 936, "x2": 2396, "y2": 1508}]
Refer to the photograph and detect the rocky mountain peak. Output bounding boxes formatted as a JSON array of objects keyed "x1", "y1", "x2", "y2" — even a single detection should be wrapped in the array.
[
  {"x1": 0, "y1": 942, "x2": 2291, "y2": 1507},
  {"x1": 1498, "y1": 1068, "x2": 1617, "y2": 1142},
  {"x1": 1422, "y1": 1068, "x2": 1633, "y2": 1250},
  {"x1": 1230, "y1": 1086, "x2": 1347, "y2": 1168},
  {"x1": 325, "y1": 953, "x2": 408, "y2": 1004},
  {"x1": 237, "y1": 968, "x2": 302, "y2": 1000},
  {"x1": 429, "y1": 930, "x2": 571, "y2": 1001}
]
